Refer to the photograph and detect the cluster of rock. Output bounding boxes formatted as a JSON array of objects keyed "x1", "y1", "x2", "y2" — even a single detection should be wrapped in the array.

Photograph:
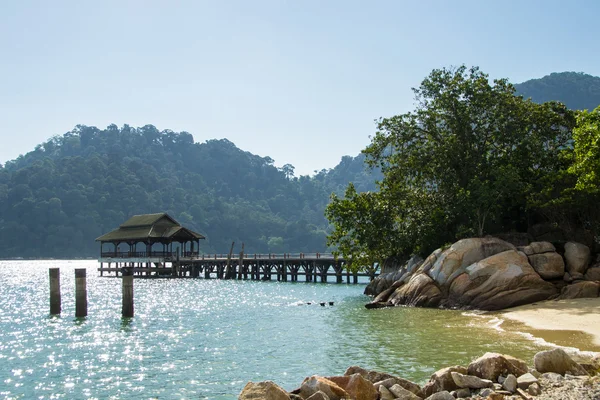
[
  {"x1": 238, "y1": 349, "x2": 600, "y2": 399},
  {"x1": 365, "y1": 237, "x2": 600, "y2": 310}
]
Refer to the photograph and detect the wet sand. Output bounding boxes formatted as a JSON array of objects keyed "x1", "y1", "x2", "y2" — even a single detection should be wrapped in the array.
[{"x1": 499, "y1": 297, "x2": 600, "y2": 352}]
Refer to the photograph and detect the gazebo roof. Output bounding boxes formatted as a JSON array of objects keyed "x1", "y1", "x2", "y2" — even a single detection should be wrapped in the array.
[{"x1": 95, "y1": 213, "x2": 205, "y2": 243}]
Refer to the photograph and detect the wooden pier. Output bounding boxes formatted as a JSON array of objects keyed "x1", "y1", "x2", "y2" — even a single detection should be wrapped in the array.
[
  {"x1": 95, "y1": 213, "x2": 377, "y2": 284},
  {"x1": 98, "y1": 252, "x2": 378, "y2": 284}
]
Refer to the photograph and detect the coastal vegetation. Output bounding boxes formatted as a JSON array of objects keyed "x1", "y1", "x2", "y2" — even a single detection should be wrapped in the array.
[{"x1": 326, "y1": 66, "x2": 600, "y2": 270}]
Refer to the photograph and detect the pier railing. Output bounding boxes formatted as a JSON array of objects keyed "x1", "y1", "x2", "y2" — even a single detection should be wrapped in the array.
[
  {"x1": 101, "y1": 251, "x2": 179, "y2": 258},
  {"x1": 197, "y1": 252, "x2": 338, "y2": 260},
  {"x1": 100, "y1": 252, "x2": 340, "y2": 261}
]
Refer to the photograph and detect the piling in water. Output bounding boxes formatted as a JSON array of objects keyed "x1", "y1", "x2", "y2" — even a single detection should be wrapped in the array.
[
  {"x1": 49, "y1": 268, "x2": 61, "y2": 315},
  {"x1": 122, "y1": 268, "x2": 134, "y2": 318},
  {"x1": 75, "y1": 268, "x2": 87, "y2": 317}
]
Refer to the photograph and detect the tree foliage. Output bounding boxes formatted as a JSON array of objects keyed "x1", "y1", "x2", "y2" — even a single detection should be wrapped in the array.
[{"x1": 326, "y1": 66, "x2": 580, "y2": 266}]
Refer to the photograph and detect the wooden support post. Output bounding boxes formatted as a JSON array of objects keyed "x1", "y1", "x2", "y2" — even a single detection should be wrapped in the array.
[
  {"x1": 49, "y1": 268, "x2": 61, "y2": 315},
  {"x1": 353, "y1": 271, "x2": 358, "y2": 284},
  {"x1": 346, "y1": 267, "x2": 350, "y2": 284},
  {"x1": 122, "y1": 269, "x2": 134, "y2": 318},
  {"x1": 238, "y1": 243, "x2": 244, "y2": 280},
  {"x1": 225, "y1": 242, "x2": 235, "y2": 279},
  {"x1": 204, "y1": 265, "x2": 211, "y2": 279},
  {"x1": 75, "y1": 269, "x2": 87, "y2": 318}
]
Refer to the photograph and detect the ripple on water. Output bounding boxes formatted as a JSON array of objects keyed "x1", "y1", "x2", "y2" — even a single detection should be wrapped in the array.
[{"x1": 0, "y1": 260, "x2": 550, "y2": 399}]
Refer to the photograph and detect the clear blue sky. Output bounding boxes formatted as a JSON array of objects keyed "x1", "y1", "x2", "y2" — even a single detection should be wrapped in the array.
[{"x1": 1, "y1": 0, "x2": 599, "y2": 175}]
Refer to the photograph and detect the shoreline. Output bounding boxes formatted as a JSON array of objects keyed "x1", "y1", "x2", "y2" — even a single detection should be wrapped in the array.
[{"x1": 497, "y1": 297, "x2": 600, "y2": 352}]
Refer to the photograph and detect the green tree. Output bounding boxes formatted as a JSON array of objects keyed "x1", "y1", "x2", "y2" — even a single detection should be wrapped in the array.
[
  {"x1": 327, "y1": 66, "x2": 575, "y2": 261},
  {"x1": 571, "y1": 106, "x2": 600, "y2": 192}
]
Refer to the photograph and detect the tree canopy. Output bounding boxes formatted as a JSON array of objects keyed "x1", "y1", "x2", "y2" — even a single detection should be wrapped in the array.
[{"x1": 326, "y1": 66, "x2": 597, "y2": 269}]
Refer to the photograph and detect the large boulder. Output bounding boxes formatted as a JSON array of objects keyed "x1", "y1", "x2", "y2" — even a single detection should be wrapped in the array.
[
  {"x1": 378, "y1": 386, "x2": 395, "y2": 400},
  {"x1": 450, "y1": 372, "x2": 493, "y2": 389},
  {"x1": 558, "y1": 281, "x2": 600, "y2": 299},
  {"x1": 422, "y1": 365, "x2": 467, "y2": 397},
  {"x1": 365, "y1": 256, "x2": 424, "y2": 296},
  {"x1": 325, "y1": 374, "x2": 378, "y2": 400},
  {"x1": 387, "y1": 273, "x2": 443, "y2": 307},
  {"x1": 345, "y1": 366, "x2": 422, "y2": 396},
  {"x1": 520, "y1": 241, "x2": 556, "y2": 256},
  {"x1": 294, "y1": 376, "x2": 350, "y2": 400},
  {"x1": 426, "y1": 238, "x2": 515, "y2": 286},
  {"x1": 239, "y1": 381, "x2": 291, "y2": 400},
  {"x1": 425, "y1": 391, "x2": 454, "y2": 400},
  {"x1": 533, "y1": 348, "x2": 588, "y2": 376},
  {"x1": 564, "y1": 242, "x2": 591, "y2": 275},
  {"x1": 305, "y1": 392, "x2": 330, "y2": 400},
  {"x1": 445, "y1": 250, "x2": 558, "y2": 310},
  {"x1": 528, "y1": 252, "x2": 565, "y2": 280},
  {"x1": 388, "y1": 384, "x2": 422, "y2": 400},
  {"x1": 467, "y1": 353, "x2": 529, "y2": 381},
  {"x1": 585, "y1": 266, "x2": 600, "y2": 282},
  {"x1": 373, "y1": 377, "x2": 423, "y2": 398}
]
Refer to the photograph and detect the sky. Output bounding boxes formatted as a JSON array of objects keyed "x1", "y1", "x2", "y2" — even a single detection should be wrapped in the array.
[{"x1": 1, "y1": 1, "x2": 599, "y2": 176}]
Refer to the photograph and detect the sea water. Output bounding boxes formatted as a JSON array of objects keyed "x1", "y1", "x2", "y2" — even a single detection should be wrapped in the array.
[{"x1": 0, "y1": 260, "x2": 550, "y2": 399}]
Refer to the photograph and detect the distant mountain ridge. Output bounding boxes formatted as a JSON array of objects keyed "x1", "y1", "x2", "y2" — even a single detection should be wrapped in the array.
[{"x1": 515, "y1": 71, "x2": 600, "y2": 110}]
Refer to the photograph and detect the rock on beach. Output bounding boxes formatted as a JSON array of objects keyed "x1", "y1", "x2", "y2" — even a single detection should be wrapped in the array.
[{"x1": 239, "y1": 350, "x2": 600, "y2": 400}]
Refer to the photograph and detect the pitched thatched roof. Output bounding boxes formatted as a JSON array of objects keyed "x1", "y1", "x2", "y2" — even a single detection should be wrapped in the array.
[{"x1": 95, "y1": 213, "x2": 205, "y2": 243}]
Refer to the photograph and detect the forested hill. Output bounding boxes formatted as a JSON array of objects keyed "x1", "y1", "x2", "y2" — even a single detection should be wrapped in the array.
[
  {"x1": 515, "y1": 72, "x2": 600, "y2": 110},
  {"x1": 0, "y1": 124, "x2": 380, "y2": 258}
]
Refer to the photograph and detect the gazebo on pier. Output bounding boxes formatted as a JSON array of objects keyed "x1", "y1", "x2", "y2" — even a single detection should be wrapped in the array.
[{"x1": 96, "y1": 213, "x2": 205, "y2": 259}]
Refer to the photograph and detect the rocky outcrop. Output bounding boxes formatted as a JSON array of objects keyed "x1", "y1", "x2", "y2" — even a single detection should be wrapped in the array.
[
  {"x1": 366, "y1": 237, "x2": 599, "y2": 311},
  {"x1": 565, "y1": 242, "x2": 591, "y2": 275}
]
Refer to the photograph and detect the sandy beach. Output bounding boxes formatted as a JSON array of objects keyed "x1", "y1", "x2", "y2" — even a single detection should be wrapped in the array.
[{"x1": 501, "y1": 297, "x2": 600, "y2": 350}]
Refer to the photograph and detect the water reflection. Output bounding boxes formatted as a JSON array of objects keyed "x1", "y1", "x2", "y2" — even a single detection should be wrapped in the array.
[{"x1": 0, "y1": 261, "x2": 549, "y2": 399}]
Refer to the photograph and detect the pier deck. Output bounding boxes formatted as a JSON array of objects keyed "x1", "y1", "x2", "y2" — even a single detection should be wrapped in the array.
[{"x1": 98, "y1": 253, "x2": 378, "y2": 283}]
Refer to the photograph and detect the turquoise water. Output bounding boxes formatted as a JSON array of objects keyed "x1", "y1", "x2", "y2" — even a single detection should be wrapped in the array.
[{"x1": 0, "y1": 260, "x2": 549, "y2": 399}]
